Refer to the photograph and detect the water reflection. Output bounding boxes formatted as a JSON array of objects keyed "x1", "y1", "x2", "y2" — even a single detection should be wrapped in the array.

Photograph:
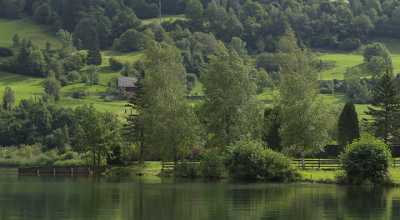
[{"x1": 0, "y1": 173, "x2": 400, "y2": 220}]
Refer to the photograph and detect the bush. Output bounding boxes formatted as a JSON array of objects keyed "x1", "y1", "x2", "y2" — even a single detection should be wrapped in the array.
[
  {"x1": 109, "y1": 58, "x2": 124, "y2": 71},
  {"x1": 67, "y1": 71, "x2": 82, "y2": 83},
  {"x1": 339, "y1": 38, "x2": 361, "y2": 51},
  {"x1": 200, "y1": 149, "x2": 224, "y2": 179},
  {"x1": 72, "y1": 90, "x2": 88, "y2": 99},
  {"x1": 175, "y1": 161, "x2": 199, "y2": 178},
  {"x1": 113, "y1": 29, "x2": 146, "y2": 52},
  {"x1": 225, "y1": 139, "x2": 298, "y2": 181},
  {"x1": 340, "y1": 135, "x2": 392, "y2": 184},
  {"x1": 0, "y1": 47, "x2": 13, "y2": 57}
]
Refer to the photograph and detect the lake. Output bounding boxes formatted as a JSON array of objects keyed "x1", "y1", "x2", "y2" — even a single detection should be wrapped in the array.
[{"x1": 0, "y1": 170, "x2": 400, "y2": 220}]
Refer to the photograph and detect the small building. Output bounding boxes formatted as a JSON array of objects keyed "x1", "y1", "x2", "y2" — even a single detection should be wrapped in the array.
[{"x1": 118, "y1": 77, "x2": 138, "y2": 93}]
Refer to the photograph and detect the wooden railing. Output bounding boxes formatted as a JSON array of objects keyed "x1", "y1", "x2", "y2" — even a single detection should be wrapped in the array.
[
  {"x1": 291, "y1": 159, "x2": 340, "y2": 170},
  {"x1": 18, "y1": 166, "x2": 105, "y2": 176},
  {"x1": 393, "y1": 158, "x2": 400, "y2": 168},
  {"x1": 161, "y1": 162, "x2": 176, "y2": 173},
  {"x1": 293, "y1": 158, "x2": 400, "y2": 170}
]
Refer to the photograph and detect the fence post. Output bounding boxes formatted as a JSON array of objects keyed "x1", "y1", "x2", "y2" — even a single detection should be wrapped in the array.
[{"x1": 318, "y1": 158, "x2": 321, "y2": 170}]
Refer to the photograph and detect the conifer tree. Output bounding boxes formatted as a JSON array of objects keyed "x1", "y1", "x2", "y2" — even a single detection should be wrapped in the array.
[
  {"x1": 87, "y1": 47, "x2": 102, "y2": 66},
  {"x1": 124, "y1": 73, "x2": 146, "y2": 164},
  {"x1": 337, "y1": 102, "x2": 360, "y2": 147},
  {"x1": 365, "y1": 73, "x2": 400, "y2": 143}
]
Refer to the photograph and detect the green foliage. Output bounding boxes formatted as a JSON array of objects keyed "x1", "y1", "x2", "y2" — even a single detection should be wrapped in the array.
[
  {"x1": 2, "y1": 87, "x2": 15, "y2": 110},
  {"x1": 143, "y1": 43, "x2": 200, "y2": 161},
  {"x1": 14, "y1": 39, "x2": 47, "y2": 76},
  {"x1": 87, "y1": 48, "x2": 102, "y2": 66},
  {"x1": 344, "y1": 70, "x2": 372, "y2": 104},
  {"x1": 113, "y1": 29, "x2": 146, "y2": 52},
  {"x1": 338, "y1": 102, "x2": 360, "y2": 147},
  {"x1": 111, "y1": 9, "x2": 142, "y2": 39},
  {"x1": 279, "y1": 50, "x2": 330, "y2": 156},
  {"x1": 0, "y1": 0, "x2": 25, "y2": 19},
  {"x1": 200, "y1": 149, "x2": 224, "y2": 179},
  {"x1": 43, "y1": 76, "x2": 61, "y2": 101},
  {"x1": 0, "y1": 144, "x2": 88, "y2": 167},
  {"x1": 175, "y1": 161, "x2": 200, "y2": 178},
  {"x1": 363, "y1": 43, "x2": 393, "y2": 76},
  {"x1": 365, "y1": 74, "x2": 400, "y2": 143},
  {"x1": 201, "y1": 44, "x2": 261, "y2": 147},
  {"x1": 83, "y1": 65, "x2": 100, "y2": 85},
  {"x1": 340, "y1": 135, "x2": 392, "y2": 184},
  {"x1": 33, "y1": 3, "x2": 53, "y2": 24},
  {"x1": 263, "y1": 107, "x2": 281, "y2": 151},
  {"x1": 224, "y1": 139, "x2": 298, "y2": 181},
  {"x1": 109, "y1": 58, "x2": 124, "y2": 71}
]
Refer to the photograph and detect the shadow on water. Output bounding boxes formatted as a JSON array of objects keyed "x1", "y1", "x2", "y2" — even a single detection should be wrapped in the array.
[{"x1": 0, "y1": 172, "x2": 399, "y2": 220}]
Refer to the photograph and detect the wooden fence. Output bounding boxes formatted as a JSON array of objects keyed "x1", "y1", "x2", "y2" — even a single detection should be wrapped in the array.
[
  {"x1": 18, "y1": 166, "x2": 105, "y2": 176},
  {"x1": 293, "y1": 158, "x2": 400, "y2": 170},
  {"x1": 162, "y1": 158, "x2": 400, "y2": 171},
  {"x1": 161, "y1": 162, "x2": 176, "y2": 173},
  {"x1": 291, "y1": 159, "x2": 341, "y2": 170}
]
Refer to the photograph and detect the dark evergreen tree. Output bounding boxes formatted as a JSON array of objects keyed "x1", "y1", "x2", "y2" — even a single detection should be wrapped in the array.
[
  {"x1": 87, "y1": 47, "x2": 102, "y2": 66},
  {"x1": 365, "y1": 74, "x2": 400, "y2": 143},
  {"x1": 124, "y1": 73, "x2": 146, "y2": 163},
  {"x1": 263, "y1": 107, "x2": 281, "y2": 151},
  {"x1": 337, "y1": 102, "x2": 360, "y2": 147}
]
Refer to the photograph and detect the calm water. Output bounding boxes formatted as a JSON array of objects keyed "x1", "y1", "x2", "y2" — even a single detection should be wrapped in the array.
[{"x1": 1, "y1": 170, "x2": 400, "y2": 220}]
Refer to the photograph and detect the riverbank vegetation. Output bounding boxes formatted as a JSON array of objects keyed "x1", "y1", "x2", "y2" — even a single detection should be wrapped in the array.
[{"x1": 2, "y1": 0, "x2": 400, "y2": 184}]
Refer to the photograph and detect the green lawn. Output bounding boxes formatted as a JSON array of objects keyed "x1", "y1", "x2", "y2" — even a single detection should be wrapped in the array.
[
  {"x1": 319, "y1": 53, "x2": 363, "y2": 80},
  {"x1": 319, "y1": 38, "x2": 400, "y2": 80},
  {"x1": 0, "y1": 71, "x2": 43, "y2": 102},
  {"x1": 102, "y1": 50, "x2": 144, "y2": 64},
  {"x1": 0, "y1": 70, "x2": 128, "y2": 115},
  {"x1": 142, "y1": 15, "x2": 187, "y2": 25},
  {"x1": 0, "y1": 18, "x2": 60, "y2": 48},
  {"x1": 300, "y1": 168, "x2": 400, "y2": 185}
]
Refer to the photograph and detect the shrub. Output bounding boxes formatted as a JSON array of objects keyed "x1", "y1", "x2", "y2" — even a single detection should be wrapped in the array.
[
  {"x1": 340, "y1": 135, "x2": 392, "y2": 184},
  {"x1": 175, "y1": 161, "x2": 199, "y2": 178},
  {"x1": 339, "y1": 38, "x2": 361, "y2": 51},
  {"x1": 225, "y1": 139, "x2": 298, "y2": 181},
  {"x1": 109, "y1": 58, "x2": 124, "y2": 71},
  {"x1": 200, "y1": 149, "x2": 224, "y2": 179},
  {"x1": 0, "y1": 47, "x2": 13, "y2": 57},
  {"x1": 113, "y1": 29, "x2": 146, "y2": 52},
  {"x1": 72, "y1": 90, "x2": 88, "y2": 99},
  {"x1": 67, "y1": 71, "x2": 82, "y2": 83}
]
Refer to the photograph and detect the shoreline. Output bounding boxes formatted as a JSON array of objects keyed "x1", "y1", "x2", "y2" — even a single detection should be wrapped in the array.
[{"x1": 4, "y1": 163, "x2": 400, "y2": 187}]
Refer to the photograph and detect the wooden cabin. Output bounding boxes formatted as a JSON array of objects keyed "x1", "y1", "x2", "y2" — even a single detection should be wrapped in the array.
[{"x1": 118, "y1": 77, "x2": 138, "y2": 94}]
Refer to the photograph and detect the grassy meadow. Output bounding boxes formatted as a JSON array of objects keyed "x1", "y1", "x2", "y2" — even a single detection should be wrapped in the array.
[
  {"x1": 0, "y1": 19, "x2": 152, "y2": 116},
  {"x1": 0, "y1": 18, "x2": 60, "y2": 48}
]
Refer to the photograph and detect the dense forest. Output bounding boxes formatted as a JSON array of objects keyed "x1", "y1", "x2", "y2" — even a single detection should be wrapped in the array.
[
  {"x1": 0, "y1": 0, "x2": 400, "y2": 176},
  {"x1": 2, "y1": 0, "x2": 400, "y2": 51}
]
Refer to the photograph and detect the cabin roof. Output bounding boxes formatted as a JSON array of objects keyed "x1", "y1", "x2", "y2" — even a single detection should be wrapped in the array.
[{"x1": 118, "y1": 77, "x2": 137, "y2": 88}]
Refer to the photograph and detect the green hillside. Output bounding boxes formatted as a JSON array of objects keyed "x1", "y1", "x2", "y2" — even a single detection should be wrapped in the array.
[
  {"x1": 0, "y1": 17, "x2": 398, "y2": 119},
  {"x1": 0, "y1": 19, "x2": 149, "y2": 116},
  {"x1": 319, "y1": 39, "x2": 400, "y2": 80},
  {"x1": 0, "y1": 18, "x2": 60, "y2": 48}
]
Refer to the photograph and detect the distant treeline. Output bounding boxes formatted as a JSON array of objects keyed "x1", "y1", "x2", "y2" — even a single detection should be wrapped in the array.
[{"x1": 1, "y1": 0, "x2": 400, "y2": 53}]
